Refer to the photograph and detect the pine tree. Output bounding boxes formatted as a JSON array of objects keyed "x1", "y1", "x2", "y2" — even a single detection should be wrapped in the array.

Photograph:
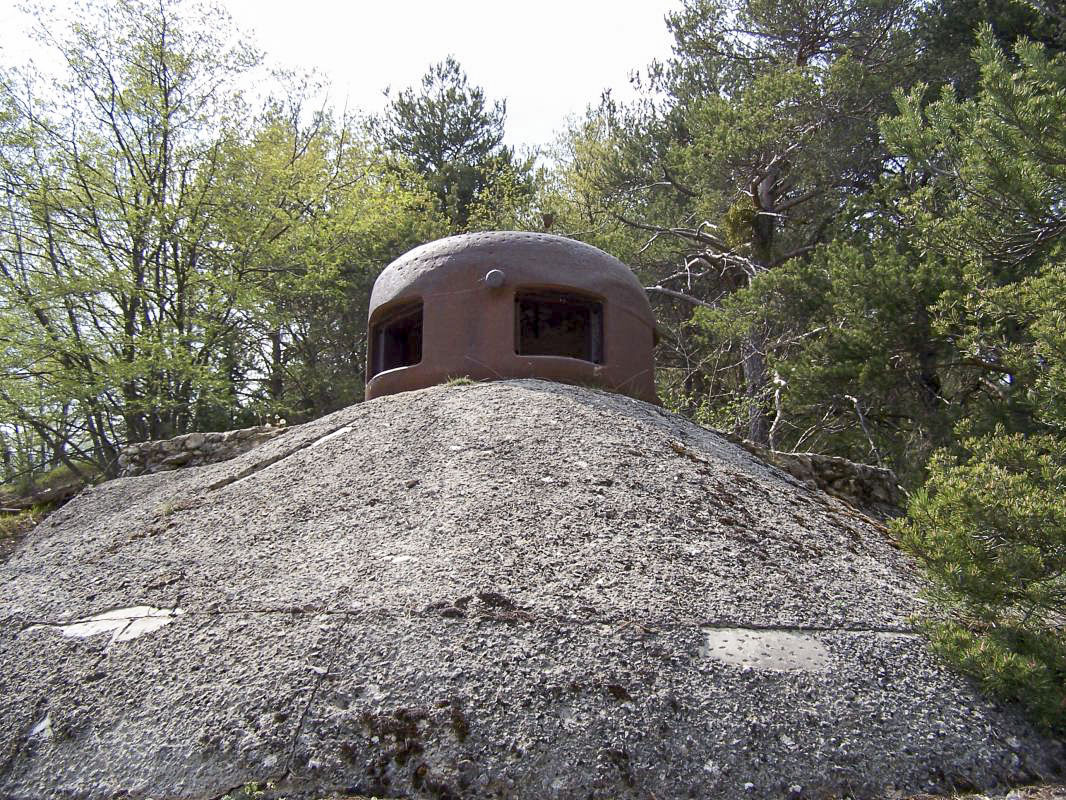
[
  {"x1": 560, "y1": 0, "x2": 919, "y2": 443},
  {"x1": 371, "y1": 56, "x2": 533, "y2": 232},
  {"x1": 888, "y1": 31, "x2": 1066, "y2": 731}
]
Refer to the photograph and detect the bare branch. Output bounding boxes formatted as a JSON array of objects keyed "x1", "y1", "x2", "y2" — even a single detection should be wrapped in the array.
[{"x1": 645, "y1": 285, "x2": 717, "y2": 309}]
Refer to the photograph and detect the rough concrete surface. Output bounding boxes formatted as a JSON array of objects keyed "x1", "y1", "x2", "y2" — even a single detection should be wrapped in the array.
[{"x1": 0, "y1": 380, "x2": 1061, "y2": 800}]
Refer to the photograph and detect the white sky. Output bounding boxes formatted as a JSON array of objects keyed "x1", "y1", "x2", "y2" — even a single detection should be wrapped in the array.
[{"x1": 1, "y1": 0, "x2": 680, "y2": 150}]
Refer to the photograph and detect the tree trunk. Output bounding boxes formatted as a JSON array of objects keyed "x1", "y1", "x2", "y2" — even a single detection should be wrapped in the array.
[
  {"x1": 270, "y1": 328, "x2": 284, "y2": 404},
  {"x1": 742, "y1": 329, "x2": 770, "y2": 445}
]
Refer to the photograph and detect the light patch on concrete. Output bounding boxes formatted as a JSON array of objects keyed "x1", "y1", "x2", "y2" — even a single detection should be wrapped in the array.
[
  {"x1": 29, "y1": 715, "x2": 52, "y2": 740},
  {"x1": 309, "y1": 425, "x2": 354, "y2": 449},
  {"x1": 25, "y1": 606, "x2": 185, "y2": 646},
  {"x1": 700, "y1": 628, "x2": 830, "y2": 672}
]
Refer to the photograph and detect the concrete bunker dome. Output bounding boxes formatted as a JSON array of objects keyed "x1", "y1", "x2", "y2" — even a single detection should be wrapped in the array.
[{"x1": 365, "y1": 231, "x2": 658, "y2": 403}]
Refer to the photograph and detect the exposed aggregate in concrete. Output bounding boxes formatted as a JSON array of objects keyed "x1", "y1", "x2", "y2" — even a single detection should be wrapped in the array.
[{"x1": 0, "y1": 380, "x2": 1061, "y2": 799}]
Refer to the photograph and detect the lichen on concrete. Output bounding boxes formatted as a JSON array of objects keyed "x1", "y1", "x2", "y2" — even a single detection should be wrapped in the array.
[{"x1": 0, "y1": 380, "x2": 1061, "y2": 799}]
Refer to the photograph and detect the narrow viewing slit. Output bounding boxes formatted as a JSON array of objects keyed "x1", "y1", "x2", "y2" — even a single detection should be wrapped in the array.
[
  {"x1": 515, "y1": 290, "x2": 603, "y2": 363},
  {"x1": 370, "y1": 301, "x2": 423, "y2": 377}
]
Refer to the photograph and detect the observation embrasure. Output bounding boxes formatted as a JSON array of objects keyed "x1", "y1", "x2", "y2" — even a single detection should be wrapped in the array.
[
  {"x1": 369, "y1": 301, "x2": 423, "y2": 378},
  {"x1": 515, "y1": 290, "x2": 603, "y2": 364}
]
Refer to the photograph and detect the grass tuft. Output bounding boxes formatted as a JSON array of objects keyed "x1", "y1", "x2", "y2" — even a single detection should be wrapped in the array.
[{"x1": 443, "y1": 375, "x2": 476, "y2": 387}]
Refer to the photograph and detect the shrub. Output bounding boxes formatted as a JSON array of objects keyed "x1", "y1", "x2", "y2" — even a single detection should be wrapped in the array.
[{"x1": 895, "y1": 431, "x2": 1066, "y2": 732}]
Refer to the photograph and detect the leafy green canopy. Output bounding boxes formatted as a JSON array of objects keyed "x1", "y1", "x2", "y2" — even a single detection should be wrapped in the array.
[
  {"x1": 605, "y1": 4, "x2": 1066, "y2": 483},
  {"x1": 0, "y1": 0, "x2": 442, "y2": 479},
  {"x1": 913, "y1": 0, "x2": 1064, "y2": 98}
]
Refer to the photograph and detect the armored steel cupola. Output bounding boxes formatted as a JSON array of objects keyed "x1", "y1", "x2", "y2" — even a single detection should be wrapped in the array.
[{"x1": 365, "y1": 232, "x2": 658, "y2": 403}]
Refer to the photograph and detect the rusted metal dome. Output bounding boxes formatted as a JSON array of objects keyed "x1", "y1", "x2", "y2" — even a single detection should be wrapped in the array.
[{"x1": 365, "y1": 231, "x2": 658, "y2": 403}]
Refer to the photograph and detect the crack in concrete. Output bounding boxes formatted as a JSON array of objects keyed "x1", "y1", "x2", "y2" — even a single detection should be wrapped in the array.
[
  {"x1": 282, "y1": 616, "x2": 349, "y2": 781},
  {"x1": 16, "y1": 606, "x2": 917, "y2": 641},
  {"x1": 701, "y1": 621, "x2": 918, "y2": 635},
  {"x1": 204, "y1": 419, "x2": 358, "y2": 494}
]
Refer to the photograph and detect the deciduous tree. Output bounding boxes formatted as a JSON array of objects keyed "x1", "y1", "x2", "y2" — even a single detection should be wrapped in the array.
[{"x1": 0, "y1": 0, "x2": 441, "y2": 477}]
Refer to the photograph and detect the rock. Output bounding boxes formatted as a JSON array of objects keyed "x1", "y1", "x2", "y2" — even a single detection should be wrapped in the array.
[
  {"x1": 183, "y1": 433, "x2": 205, "y2": 450},
  {"x1": 0, "y1": 380, "x2": 1060, "y2": 800},
  {"x1": 117, "y1": 425, "x2": 288, "y2": 477},
  {"x1": 728, "y1": 436, "x2": 904, "y2": 518}
]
